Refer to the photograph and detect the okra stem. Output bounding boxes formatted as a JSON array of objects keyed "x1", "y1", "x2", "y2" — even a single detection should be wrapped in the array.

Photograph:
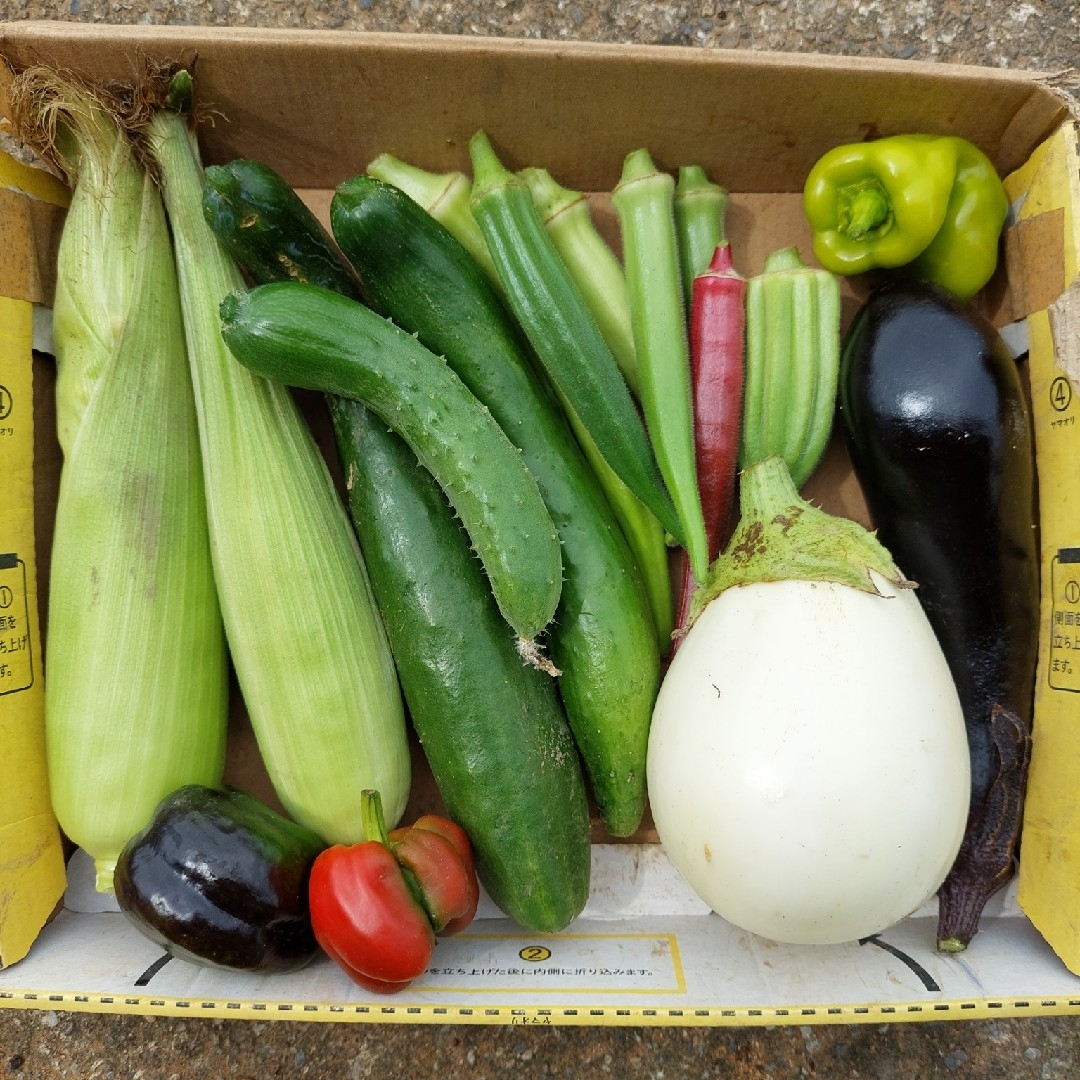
[
  {"x1": 521, "y1": 166, "x2": 640, "y2": 398},
  {"x1": 674, "y1": 165, "x2": 729, "y2": 310},
  {"x1": 468, "y1": 130, "x2": 684, "y2": 547},
  {"x1": 613, "y1": 148, "x2": 710, "y2": 583},
  {"x1": 366, "y1": 152, "x2": 501, "y2": 289}
]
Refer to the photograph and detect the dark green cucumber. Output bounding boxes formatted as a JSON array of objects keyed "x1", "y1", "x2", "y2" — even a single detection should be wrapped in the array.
[
  {"x1": 331, "y1": 401, "x2": 591, "y2": 931},
  {"x1": 331, "y1": 175, "x2": 660, "y2": 836},
  {"x1": 203, "y1": 160, "x2": 591, "y2": 929},
  {"x1": 218, "y1": 281, "x2": 562, "y2": 645}
]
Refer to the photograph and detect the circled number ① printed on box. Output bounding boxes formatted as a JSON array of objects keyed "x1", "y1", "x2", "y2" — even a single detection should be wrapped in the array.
[
  {"x1": 1049, "y1": 548, "x2": 1080, "y2": 692},
  {"x1": 0, "y1": 553, "x2": 34, "y2": 695}
]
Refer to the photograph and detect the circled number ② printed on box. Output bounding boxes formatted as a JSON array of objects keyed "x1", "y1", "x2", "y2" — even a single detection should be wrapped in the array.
[
  {"x1": 1049, "y1": 548, "x2": 1080, "y2": 692},
  {"x1": 0, "y1": 553, "x2": 34, "y2": 695}
]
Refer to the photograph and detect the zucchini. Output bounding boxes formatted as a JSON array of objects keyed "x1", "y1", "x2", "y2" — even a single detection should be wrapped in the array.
[
  {"x1": 203, "y1": 160, "x2": 592, "y2": 928},
  {"x1": 331, "y1": 175, "x2": 660, "y2": 836},
  {"x1": 218, "y1": 281, "x2": 563, "y2": 646}
]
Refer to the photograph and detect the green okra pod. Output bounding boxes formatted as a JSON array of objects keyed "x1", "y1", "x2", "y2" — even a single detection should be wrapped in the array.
[
  {"x1": 674, "y1": 165, "x2": 729, "y2": 310},
  {"x1": 518, "y1": 165, "x2": 673, "y2": 648},
  {"x1": 613, "y1": 148, "x2": 710, "y2": 584},
  {"x1": 520, "y1": 166, "x2": 640, "y2": 397},
  {"x1": 740, "y1": 246, "x2": 841, "y2": 489},
  {"x1": 468, "y1": 130, "x2": 684, "y2": 548}
]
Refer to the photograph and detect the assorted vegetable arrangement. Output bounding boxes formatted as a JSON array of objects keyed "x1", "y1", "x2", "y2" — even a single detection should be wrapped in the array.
[
  {"x1": 14, "y1": 54, "x2": 1037, "y2": 991},
  {"x1": 203, "y1": 161, "x2": 592, "y2": 928}
]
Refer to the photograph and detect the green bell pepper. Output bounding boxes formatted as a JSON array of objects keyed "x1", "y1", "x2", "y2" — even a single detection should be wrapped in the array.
[{"x1": 803, "y1": 134, "x2": 1009, "y2": 300}]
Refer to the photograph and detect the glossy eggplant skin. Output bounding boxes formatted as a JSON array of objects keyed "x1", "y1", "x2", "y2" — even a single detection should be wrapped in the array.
[
  {"x1": 113, "y1": 785, "x2": 327, "y2": 972},
  {"x1": 839, "y1": 280, "x2": 1038, "y2": 950}
]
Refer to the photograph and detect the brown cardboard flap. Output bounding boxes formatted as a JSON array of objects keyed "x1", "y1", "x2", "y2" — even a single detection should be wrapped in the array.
[
  {"x1": 1006, "y1": 207, "x2": 1068, "y2": 322},
  {"x1": 0, "y1": 186, "x2": 63, "y2": 306},
  {"x1": 0, "y1": 23, "x2": 1069, "y2": 194}
]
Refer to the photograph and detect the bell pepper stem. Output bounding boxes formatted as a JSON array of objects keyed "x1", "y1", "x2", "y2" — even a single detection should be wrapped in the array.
[
  {"x1": 840, "y1": 180, "x2": 891, "y2": 240},
  {"x1": 361, "y1": 789, "x2": 390, "y2": 847}
]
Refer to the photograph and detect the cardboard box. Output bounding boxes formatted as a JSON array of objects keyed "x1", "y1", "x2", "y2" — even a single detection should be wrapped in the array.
[{"x1": 1, "y1": 22, "x2": 1080, "y2": 1027}]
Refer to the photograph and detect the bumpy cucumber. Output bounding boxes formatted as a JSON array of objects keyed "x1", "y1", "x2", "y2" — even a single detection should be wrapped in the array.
[
  {"x1": 331, "y1": 400, "x2": 592, "y2": 930},
  {"x1": 218, "y1": 281, "x2": 562, "y2": 645},
  {"x1": 331, "y1": 175, "x2": 660, "y2": 836},
  {"x1": 203, "y1": 162, "x2": 591, "y2": 927}
]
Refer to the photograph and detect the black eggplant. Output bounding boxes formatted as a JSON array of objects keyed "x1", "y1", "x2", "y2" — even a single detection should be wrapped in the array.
[
  {"x1": 839, "y1": 279, "x2": 1038, "y2": 952},
  {"x1": 113, "y1": 785, "x2": 327, "y2": 972}
]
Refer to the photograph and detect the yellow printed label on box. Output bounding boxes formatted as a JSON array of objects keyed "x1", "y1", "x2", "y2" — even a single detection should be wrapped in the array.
[
  {"x1": 0, "y1": 173, "x2": 66, "y2": 968},
  {"x1": 1013, "y1": 121, "x2": 1080, "y2": 975},
  {"x1": 1048, "y1": 549, "x2": 1080, "y2": 693},
  {"x1": 0, "y1": 554, "x2": 35, "y2": 695}
]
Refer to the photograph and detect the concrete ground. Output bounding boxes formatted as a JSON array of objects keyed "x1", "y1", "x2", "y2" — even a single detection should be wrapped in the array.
[{"x1": 2, "y1": 1, "x2": 1080, "y2": 1076}]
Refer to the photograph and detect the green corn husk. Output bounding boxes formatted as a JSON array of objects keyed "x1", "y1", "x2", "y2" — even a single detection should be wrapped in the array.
[
  {"x1": 11, "y1": 71, "x2": 229, "y2": 892},
  {"x1": 145, "y1": 71, "x2": 410, "y2": 841}
]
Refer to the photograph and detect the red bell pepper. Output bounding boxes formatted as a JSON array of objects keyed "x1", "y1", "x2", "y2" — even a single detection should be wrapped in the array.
[
  {"x1": 673, "y1": 240, "x2": 746, "y2": 646},
  {"x1": 307, "y1": 790, "x2": 479, "y2": 993}
]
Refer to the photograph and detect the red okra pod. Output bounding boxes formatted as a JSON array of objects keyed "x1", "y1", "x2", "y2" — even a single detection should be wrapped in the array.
[{"x1": 674, "y1": 242, "x2": 747, "y2": 641}]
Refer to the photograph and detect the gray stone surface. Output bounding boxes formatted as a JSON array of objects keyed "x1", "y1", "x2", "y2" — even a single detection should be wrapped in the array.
[{"x1": 2, "y1": 1, "x2": 1080, "y2": 1076}]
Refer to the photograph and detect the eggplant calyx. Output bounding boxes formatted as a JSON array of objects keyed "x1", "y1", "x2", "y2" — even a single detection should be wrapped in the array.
[{"x1": 689, "y1": 455, "x2": 913, "y2": 627}]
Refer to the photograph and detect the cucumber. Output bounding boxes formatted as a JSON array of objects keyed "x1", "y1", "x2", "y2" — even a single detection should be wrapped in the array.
[
  {"x1": 330, "y1": 400, "x2": 592, "y2": 931},
  {"x1": 202, "y1": 163, "x2": 591, "y2": 928},
  {"x1": 331, "y1": 175, "x2": 660, "y2": 836},
  {"x1": 218, "y1": 280, "x2": 562, "y2": 646}
]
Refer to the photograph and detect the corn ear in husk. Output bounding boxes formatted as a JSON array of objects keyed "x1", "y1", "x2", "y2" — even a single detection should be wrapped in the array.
[
  {"x1": 11, "y1": 71, "x2": 229, "y2": 892},
  {"x1": 144, "y1": 71, "x2": 410, "y2": 841}
]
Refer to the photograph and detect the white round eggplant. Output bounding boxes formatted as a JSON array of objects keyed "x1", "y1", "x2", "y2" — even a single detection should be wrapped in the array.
[{"x1": 648, "y1": 459, "x2": 971, "y2": 945}]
